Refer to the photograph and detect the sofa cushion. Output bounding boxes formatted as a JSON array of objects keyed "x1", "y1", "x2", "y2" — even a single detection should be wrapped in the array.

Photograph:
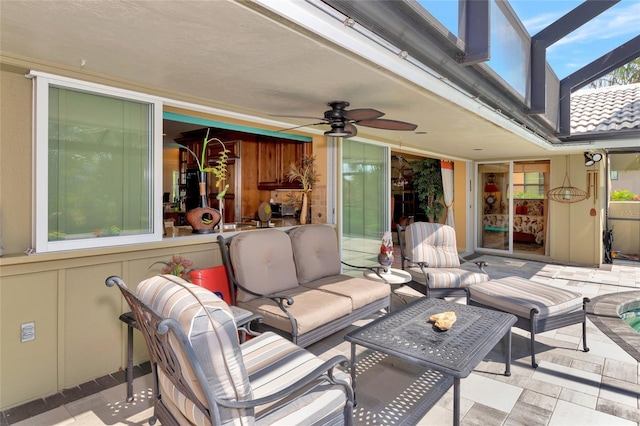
[
  {"x1": 237, "y1": 287, "x2": 352, "y2": 335},
  {"x1": 241, "y1": 332, "x2": 350, "y2": 424},
  {"x1": 136, "y1": 275, "x2": 252, "y2": 425},
  {"x1": 469, "y1": 276, "x2": 584, "y2": 320},
  {"x1": 230, "y1": 229, "x2": 299, "y2": 302},
  {"x1": 289, "y1": 224, "x2": 341, "y2": 284},
  {"x1": 301, "y1": 275, "x2": 390, "y2": 310},
  {"x1": 405, "y1": 222, "x2": 461, "y2": 268}
]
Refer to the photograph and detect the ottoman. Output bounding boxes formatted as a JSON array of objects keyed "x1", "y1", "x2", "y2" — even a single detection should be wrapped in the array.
[{"x1": 469, "y1": 276, "x2": 590, "y2": 368}]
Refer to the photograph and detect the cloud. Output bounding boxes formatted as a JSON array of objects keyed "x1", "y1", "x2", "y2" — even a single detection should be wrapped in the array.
[
  {"x1": 549, "y1": 3, "x2": 640, "y2": 47},
  {"x1": 520, "y1": 12, "x2": 564, "y2": 34}
]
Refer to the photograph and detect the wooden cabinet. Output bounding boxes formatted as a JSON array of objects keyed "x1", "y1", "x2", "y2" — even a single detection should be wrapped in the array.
[{"x1": 257, "y1": 139, "x2": 309, "y2": 189}]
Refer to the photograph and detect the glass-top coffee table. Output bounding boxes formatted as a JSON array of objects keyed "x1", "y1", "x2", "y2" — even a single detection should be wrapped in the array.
[{"x1": 344, "y1": 297, "x2": 516, "y2": 426}]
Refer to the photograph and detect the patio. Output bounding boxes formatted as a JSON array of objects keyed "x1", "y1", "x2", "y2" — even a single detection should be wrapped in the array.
[{"x1": 3, "y1": 255, "x2": 639, "y2": 426}]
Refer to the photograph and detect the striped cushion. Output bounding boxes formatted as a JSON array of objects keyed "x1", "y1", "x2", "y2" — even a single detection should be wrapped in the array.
[
  {"x1": 137, "y1": 275, "x2": 253, "y2": 425},
  {"x1": 289, "y1": 224, "x2": 341, "y2": 284},
  {"x1": 230, "y1": 229, "x2": 300, "y2": 302},
  {"x1": 469, "y1": 276, "x2": 584, "y2": 320},
  {"x1": 241, "y1": 332, "x2": 350, "y2": 425},
  {"x1": 407, "y1": 266, "x2": 489, "y2": 289},
  {"x1": 405, "y1": 222, "x2": 461, "y2": 268}
]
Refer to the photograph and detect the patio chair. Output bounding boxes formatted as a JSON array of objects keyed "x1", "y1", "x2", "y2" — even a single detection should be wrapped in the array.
[
  {"x1": 396, "y1": 222, "x2": 489, "y2": 302},
  {"x1": 106, "y1": 274, "x2": 354, "y2": 425}
]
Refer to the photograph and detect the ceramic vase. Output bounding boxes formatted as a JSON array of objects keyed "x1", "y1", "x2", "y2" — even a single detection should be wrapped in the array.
[{"x1": 300, "y1": 192, "x2": 309, "y2": 225}]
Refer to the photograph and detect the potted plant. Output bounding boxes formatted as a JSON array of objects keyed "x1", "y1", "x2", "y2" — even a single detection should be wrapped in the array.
[
  {"x1": 287, "y1": 155, "x2": 319, "y2": 224},
  {"x1": 176, "y1": 129, "x2": 230, "y2": 232},
  {"x1": 411, "y1": 158, "x2": 444, "y2": 223},
  {"x1": 150, "y1": 255, "x2": 194, "y2": 280}
]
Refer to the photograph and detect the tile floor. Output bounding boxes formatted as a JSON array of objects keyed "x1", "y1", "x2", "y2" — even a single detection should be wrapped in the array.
[{"x1": 3, "y1": 255, "x2": 639, "y2": 426}]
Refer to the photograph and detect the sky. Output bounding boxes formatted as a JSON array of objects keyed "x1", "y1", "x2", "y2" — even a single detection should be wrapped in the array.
[{"x1": 417, "y1": 0, "x2": 640, "y2": 79}]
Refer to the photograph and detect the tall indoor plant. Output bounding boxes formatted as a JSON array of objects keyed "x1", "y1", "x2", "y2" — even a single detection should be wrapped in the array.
[
  {"x1": 287, "y1": 155, "x2": 319, "y2": 224},
  {"x1": 411, "y1": 158, "x2": 444, "y2": 223}
]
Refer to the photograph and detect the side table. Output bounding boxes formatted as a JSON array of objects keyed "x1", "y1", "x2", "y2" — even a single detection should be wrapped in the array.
[{"x1": 363, "y1": 267, "x2": 411, "y2": 287}]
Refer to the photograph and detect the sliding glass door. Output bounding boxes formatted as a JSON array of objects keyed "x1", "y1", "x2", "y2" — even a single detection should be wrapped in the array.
[
  {"x1": 478, "y1": 163, "x2": 510, "y2": 251},
  {"x1": 477, "y1": 160, "x2": 549, "y2": 256},
  {"x1": 341, "y1": 140, "x2": 389, "y2": 268}
]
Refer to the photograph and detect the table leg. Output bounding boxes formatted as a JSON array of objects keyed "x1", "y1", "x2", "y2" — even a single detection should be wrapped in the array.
[
  {"x1": 126, "y1": 323, "x2": 134, "y2": 402},
  {"x1": 504, "y1": 329, "x2": 512, "y2": 377},
  {"x1": 453, "y1": 376, "x2": 460, "y2": 426},
  {"x1": 350, "y1": 342, "x2": 357, "y2": 407}
]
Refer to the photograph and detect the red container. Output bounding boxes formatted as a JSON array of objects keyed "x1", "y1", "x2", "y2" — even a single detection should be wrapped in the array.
[{"x1": 189, "y1": 266, "x2": 232, "y2": 303}]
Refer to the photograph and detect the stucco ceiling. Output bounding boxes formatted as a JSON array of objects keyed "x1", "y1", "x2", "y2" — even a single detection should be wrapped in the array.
[{"x1": 0, "y1": 0, "x2": 590, "y2": 160}]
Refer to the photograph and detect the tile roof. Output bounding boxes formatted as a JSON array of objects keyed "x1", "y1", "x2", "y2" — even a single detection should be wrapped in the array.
[{"x1": 571, "y1": 83, "x2": 640, "y2": 135}]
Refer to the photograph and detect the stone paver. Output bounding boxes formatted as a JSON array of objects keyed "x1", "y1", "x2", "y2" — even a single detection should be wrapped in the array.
[{"x1": 6, "y1": 255, "x2": 640, "y2": 426}]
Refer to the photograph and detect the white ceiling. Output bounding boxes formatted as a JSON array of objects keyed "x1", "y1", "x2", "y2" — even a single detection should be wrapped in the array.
[{"x1": 1, "y1": 0, "x2": 585, "y2": 160}]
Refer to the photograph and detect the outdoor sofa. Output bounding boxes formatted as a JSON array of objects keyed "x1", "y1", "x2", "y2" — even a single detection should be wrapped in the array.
[{"x1": 218, "y1": 224, "x2": 391, "y2": 347}]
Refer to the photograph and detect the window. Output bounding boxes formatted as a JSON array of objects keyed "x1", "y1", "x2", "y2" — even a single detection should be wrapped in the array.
[
  {"x1": 513, "y1": 172, "x2": 545, "y2": 199},
  {"x1": 32, "y1": 72, "x2": 163, "y2": 253}
]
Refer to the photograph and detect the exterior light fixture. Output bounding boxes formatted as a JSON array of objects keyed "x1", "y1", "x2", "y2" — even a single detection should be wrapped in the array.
[{"x1": 584, "y1": 152, "x2": 603, "y2": 167}]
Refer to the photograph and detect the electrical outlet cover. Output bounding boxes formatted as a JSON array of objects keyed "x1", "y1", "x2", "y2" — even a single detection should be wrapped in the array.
[{"x1": 21, "y1": 322, "x2": 35, "y2": 343}]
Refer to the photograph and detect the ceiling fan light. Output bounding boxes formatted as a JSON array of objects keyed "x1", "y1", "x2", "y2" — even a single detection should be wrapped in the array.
[{"x1": 324, "y1": 129, "x2": 352, "y2": 137}]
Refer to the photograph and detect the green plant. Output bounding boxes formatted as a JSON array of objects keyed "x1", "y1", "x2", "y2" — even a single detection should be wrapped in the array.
[
  {"x1": 150, "y1": 255, "x2": 194, "y2": 280},
  {"x1": 514, "y1": 192, "x2": 544, "y2": 199},
  {"x1": 287, "y1": 155, "x2": 319, "y2": 193},
  {"x1": 410, "y1": 158, "x2": 444, "y2": 223},
  {"x1": 178, "y1": 129, "x2": 230, "y2": 200},
  {"x1": 611, "y1": 190, "x2": 638, "y2": 201}
]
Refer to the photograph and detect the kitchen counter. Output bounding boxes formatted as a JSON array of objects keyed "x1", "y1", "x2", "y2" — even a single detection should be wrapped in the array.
[{"x1": 164, "y1": 217, "x2": 300, "y2": 238}]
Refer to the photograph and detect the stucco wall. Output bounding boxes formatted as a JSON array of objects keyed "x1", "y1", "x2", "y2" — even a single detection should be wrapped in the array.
[
  {"x1": 0, "y1": 239, "x2": 223, "y2": 409},
  {"x1": 0, "y1": 67, "x2": 33, "y2": 255},
  {"x1": 546, "y1": 154, "x2": 605, "y2": 266}
]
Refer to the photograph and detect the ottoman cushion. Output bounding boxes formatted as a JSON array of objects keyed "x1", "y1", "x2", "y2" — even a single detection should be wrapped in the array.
[{"x1": 469, "y1": 276, "x2": 584, "y2": 320}]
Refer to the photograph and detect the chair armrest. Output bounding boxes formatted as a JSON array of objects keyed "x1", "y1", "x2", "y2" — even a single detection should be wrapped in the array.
[
  {"x1": 216, "y1": 355, "x2": 353, "y2": 409},
  {"x1": 232, "y1": 309, "x2": 263, "y2": 341},
  {"x1": 460, "y1": 255, "x2": 488, "y2": 274},
  {"x1": 474, "y1": 261, "x2": 488, "y2": 274}
]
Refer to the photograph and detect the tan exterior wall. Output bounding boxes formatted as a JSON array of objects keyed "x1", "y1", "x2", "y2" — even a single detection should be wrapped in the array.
[
  {"x1": 0, "y1": 66, "x2": 33, "y2": 254},
  {"x1": 546, "y1": 154, "x2": 605, "y2": 266},
  {"x1": 1, "y1": 239, "x2": 223, "y2": 409}
]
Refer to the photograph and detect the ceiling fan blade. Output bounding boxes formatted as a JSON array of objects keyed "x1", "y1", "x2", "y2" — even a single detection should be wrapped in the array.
[
  {"x1": 276, "y1": 122, "x2": 327, "y2": 132},
  {"x1": 343, "y1": 108, "x2": 384, "y2": 121},
  {"x1": 356, "y1": 119, "x2": 417, "y2": 131},
  {"x1": 270, "y1": 113, "x2": 326, "y2": 121}
]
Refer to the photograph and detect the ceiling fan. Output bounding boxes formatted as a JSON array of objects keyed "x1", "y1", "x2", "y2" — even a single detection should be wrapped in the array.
[{"x1": 276, "y1": 101, "x2": 418, "y2": 138}]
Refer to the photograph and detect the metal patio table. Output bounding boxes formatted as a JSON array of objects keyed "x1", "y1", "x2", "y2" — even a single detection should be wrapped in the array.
[{"x1": 344, "y1": 297, "x2": 516, "y2": 426}]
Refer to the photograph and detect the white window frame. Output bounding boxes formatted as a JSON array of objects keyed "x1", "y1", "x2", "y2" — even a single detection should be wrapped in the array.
[{"x1": 31, "y1": 71, "x2": 164, "y2": 253}]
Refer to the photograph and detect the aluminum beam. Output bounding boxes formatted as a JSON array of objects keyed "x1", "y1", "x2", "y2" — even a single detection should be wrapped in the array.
[
  {"x1": 458, "y1": 0, "x2": 490, "y2": 65},
  {"x1": 530, "y1": 0, "x2": 620, "y2": 113}
]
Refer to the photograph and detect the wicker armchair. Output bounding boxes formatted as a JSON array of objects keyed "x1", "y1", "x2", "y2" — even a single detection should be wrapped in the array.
[
  {"x1": 396, "y1": 222, "x2": 489, "y2": 302},
  {"x1": 106, "y1": 274, "x2": 354, "y2": 425}
]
